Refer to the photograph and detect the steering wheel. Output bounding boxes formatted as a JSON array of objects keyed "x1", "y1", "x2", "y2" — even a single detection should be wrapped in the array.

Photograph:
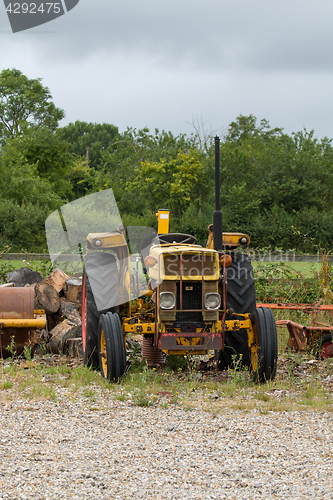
[{"x1": 152, "y1": 233, "x2": 197, "y2": 245}]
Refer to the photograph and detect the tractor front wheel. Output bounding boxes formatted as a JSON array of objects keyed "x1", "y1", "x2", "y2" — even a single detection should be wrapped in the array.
[
  {"x1": 250, "y1": 306, "x2": 278, "y2": 382},
  {"x1": 98, "y1": 312, "x2": 126, "y2": 382}
]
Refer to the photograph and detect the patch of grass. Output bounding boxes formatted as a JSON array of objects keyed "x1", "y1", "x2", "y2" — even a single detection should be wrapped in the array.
[
  {"x1": 82, "y1": 388, "x2": 97, "y2": 400},
  {"x1": 132, "y1": 389, "x2": 155, "y2": 407},
  {"x1": 1, "y1": 348, "x2": 333, "y2": 413},
  {"x1": 0, "y1": 380, "x2": 13, "y2": 390},
  {"x1": 114, "y1": 392, "x2": 127, "y2": 402}
]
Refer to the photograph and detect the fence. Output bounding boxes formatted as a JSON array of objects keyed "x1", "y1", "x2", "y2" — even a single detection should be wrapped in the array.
[{"x1": 0, "y1": 252, "x2": 330, "y2": 263}]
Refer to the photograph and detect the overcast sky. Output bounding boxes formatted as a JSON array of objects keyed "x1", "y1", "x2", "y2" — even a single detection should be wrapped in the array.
[{"x1": 1, "y1": 0, "x2": 333, "y2": 139}]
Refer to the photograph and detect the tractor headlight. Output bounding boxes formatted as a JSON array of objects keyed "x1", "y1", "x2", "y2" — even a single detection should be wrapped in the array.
[
  {"x1": 204, "y1": 293, "x2": 221, "y2": 310},
  {"x1": 160, "y1": 292, "x2": 175, "y2": 309}
]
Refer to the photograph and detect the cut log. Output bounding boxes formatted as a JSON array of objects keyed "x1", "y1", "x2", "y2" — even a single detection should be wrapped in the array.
[
  {"x1": 64, "y1": 278, "x2": 82, "y2": 302},
  {"x1": 59, "y1": 298, "x2": 80, "y2": 318},
  {"x1": 45, "y1": 268, "x2": 69, "y2": 293},
  {"x1": 66, "y1": 338, "x2": 83, "y2": 358},
  {"x1": 47, "y1": 313, "x2": 63, "y2": 331},
  {"x1": 0, "y1": 282, "x2": 15, "y2": 288},
  {"x1": 66, "y1": 309, "x2": 81, "y2": 327},
  {"x1": 35, "y1": 281, "x2": 60, "y2": 314},
  {"x1": 61, "y1": 325, "x2": 82, "y2": 355},
  {"x1": 48, "y1": 319, "x2": 72, "y2": 353}
]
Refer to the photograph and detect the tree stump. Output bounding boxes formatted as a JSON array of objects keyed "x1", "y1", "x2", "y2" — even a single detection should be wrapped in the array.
[{"x1": 64, "y1": 278, "x2": 82, "y2": 302}]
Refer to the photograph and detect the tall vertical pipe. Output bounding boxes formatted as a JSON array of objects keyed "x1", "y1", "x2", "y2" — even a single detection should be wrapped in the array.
[{"x1": 213, "y1": 136, "x2": 223, "y2": 251}]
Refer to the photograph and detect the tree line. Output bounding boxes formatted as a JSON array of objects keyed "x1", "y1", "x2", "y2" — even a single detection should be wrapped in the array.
[{"x1": 0, "y1": 68, "x2": 332, "y2": 253}]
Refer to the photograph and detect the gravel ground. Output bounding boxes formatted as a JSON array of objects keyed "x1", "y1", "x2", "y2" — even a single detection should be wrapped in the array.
[{"x1": 0, "y1": 391, "x2": 332, "y2": 500}]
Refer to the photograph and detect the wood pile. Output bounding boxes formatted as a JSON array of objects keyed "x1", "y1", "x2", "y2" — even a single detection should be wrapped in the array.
[{"x1": 6, "y1": 267, "x2": 83, "y2": 357}]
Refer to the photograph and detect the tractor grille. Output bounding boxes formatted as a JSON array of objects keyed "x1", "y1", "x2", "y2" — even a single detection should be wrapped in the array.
[
  {"x1": 163, "y1": 252, "x2": 216, "y2": 277},
  {"x1": 176, "y1": 281, "x2": 203, "y2": 322}
]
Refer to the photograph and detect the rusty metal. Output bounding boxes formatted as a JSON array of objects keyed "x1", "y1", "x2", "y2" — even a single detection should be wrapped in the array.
[
  {"x1": 277, "y1": 319, "x2": 333, "y2": 355},
  {"x1": 158, "y1": 330, "x2": 222, "y2": 351},
  {"x1": 257, "y1": 303, "x2": 333, "y2": 311},
  {"x1": 0, "y1": 287, "x2": 34, "y2": 319},
  {"x1": 321, "y1": 339, "x2": 333, "y2": 359},
  {"x1": 142, "y1": 335, "x2": 165, "y2": 365},
  {"x1": 0, "y1": 287, "x2": 45, "y2": 358}
]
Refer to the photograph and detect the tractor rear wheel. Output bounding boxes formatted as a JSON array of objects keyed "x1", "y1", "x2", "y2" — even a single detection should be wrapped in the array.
[
  {"x1": 82, "y1": 252, "x2": 120, "y2": 368},
  {"x1": 225, "y1": 252, "x2": 256, "y2": 314},
  {"x1": 98, "y1": 312, "x2": 126, "y2": 381},
  {"x1": 216, "y1": 252, "x2": 255, "y2": 370},
  {"x1": 250, "y1": 306, "x2": 278, "y2": 382},
  {"x1": 82, "y1": 273, "x2": 99, "y2": 367}
]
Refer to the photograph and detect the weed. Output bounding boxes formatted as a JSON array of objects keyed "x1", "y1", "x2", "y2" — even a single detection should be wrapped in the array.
[
  {"x1": 23, "y1": 345, "x2": 32, "y2": 361},
  {"x1": 171, "y1": 391, "x2": 180, "y2": 405},
  {"x1": 256, "y1": 392, "x2": 271, "y2": 402},
  {"x1": 1, "y1": 380, "x2": 13, "y2": 390},
  {"x1": 115, "y1": 392, "x2": 126, "y2": 402},
  {"x1": 132, "y1": 390, "x2": 154, "y2": 407},
  {"x1": 82, "y1": 388, "x2": 97, "y2": 400},
  {"x1": 128, "y1": 357, "x2": 147, "y2": 373},
  {"x1": 7, "y1": 336, "x2": 17, "y2": 359},
  {"x1": 166, "y1": 355, "x2": 188, "y2": 372},
  {"x1": 0, "y1": 260, "x2": 15, "y2": 284}
]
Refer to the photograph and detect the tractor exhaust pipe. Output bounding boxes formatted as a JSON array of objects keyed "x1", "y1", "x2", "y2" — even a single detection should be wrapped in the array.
[{"x1": 213, "y1": 136, "x2": 223, "y2": 252}]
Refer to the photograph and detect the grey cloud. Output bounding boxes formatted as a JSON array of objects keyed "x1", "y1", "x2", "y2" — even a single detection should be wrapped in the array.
[
  {"x1": 2, "y1": 0, "x2": 333, "y2": 72},
  {"x1": 1, "y1": 0, "x2": 333, "y2": 139}
]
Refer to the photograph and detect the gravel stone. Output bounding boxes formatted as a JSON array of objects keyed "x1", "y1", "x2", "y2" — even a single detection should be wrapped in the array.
[{"x1": 0, "y1": 392, "x2": 332, "y2": 499}]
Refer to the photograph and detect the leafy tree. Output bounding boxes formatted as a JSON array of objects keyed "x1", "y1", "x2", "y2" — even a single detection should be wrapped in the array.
[
  {"x1": 128, "y1": 149, "x2": 211, "y2": 219},
  {"x1": 94, "y1": 127, "x2": 195, "y2": 214},
  {"x1": 0, "y1": 140, "x2": 60, "y2": 209},
  {"x1": 56, "y1": 121, "x2": 118, "y2": 170},
  {"x1": 0, "y1": 68, "x2": 64, "y2": 144},
  {"x1": 5, "y1": 128, "x2": 95, "y2": 200}
]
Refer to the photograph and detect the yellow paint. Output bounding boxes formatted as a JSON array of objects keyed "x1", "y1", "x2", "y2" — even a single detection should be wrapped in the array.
[
  {"x1": 206, "y1": 227, "x2": 250, "y2": 249},
  {"x1": 247, "y1": 321, "x2": 258, "y2": 372},
  {"x1": 220, "y1": 317, "x2": 252, "y2": 332},
  {"x1": 123, "y1": 322, "x2": 155, "y2": 334},
  {"x1": 148, "y1": 246, "x2": 220, "y2": 281},
  {"x1": 0, "y1": 318, "x2": 46, "y2": 328},
  {"x1": 87, "y1": 232, "x2": 127, "y2": 249},
  {"x1": 156, "y1": 209, "x2": 170, "y2": 234},
  {"x1": 100, "y1": 329, "x2": 108, "y2": 378}
]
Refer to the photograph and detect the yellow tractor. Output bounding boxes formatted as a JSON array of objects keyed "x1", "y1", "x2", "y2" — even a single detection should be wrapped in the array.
[
  {"x1": 81, "y1": 138, "x2": 278, "y2": 383},
  {"x1": 81, "y1": 209, "x2": 277, "y2": 383}
]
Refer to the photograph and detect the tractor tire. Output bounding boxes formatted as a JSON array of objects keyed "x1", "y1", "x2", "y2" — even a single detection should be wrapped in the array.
[
  {"x1": 98, "y1": 312, "x2": 126, "y2": 381},
  {"x1": 216, "y1": 252, "x2": 256, "y2": 370},
  {"x1": 226, "y1": 252, "x2": 256, "y2": 315},
  {"x1": 82, "y1": 273, "x2": 99, "y2": 367},
  {"x1": 82, "y1": 252, "x2": 120, "y2": 368},
  {"x1": 250, "y1": 306, "x2": 278, "y2": 382},
  {"x1": 314, "y1": 334, "x2": 333, "y2": 360}
]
